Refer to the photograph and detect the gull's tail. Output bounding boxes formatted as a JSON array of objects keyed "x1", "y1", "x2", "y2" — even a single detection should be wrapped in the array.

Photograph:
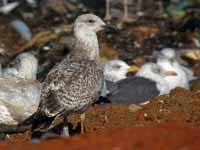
[{"x1": 18, "y1": 111, "x2": 56, "y2": 132}]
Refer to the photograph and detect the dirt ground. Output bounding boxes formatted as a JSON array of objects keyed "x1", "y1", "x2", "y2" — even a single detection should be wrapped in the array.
[
  {"x1": 0, "y1": 123, "x2": 200, "y2": 150},
  {"x1": 67, "y1": 87, "x2": 200, "y2": 134},
  {"x1": 1, "y1": 85, "x2": 200, "y2": 149}
]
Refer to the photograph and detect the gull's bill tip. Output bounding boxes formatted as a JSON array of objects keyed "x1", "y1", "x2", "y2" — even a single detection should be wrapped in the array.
[
  {"x1": 128, "y1": 65, "x2": 140, "y2": 73},
  {"x1": 103, "y1": 24, "x2": 118, "y2": 33},
  {"x1": 163, "y1": 71, "x2": 177, "y2": 76}
]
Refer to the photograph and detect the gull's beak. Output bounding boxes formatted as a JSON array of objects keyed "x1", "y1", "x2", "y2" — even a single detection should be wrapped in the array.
[
  {"x1": 128, "y1": 65, "x2": 140, "y2": 73},
  {"x1": 102, "y1": 24, "x2": 118, "y2": 33},
  {"x1": 163, "y1": 71, "x2": 177, "y2": 76}
]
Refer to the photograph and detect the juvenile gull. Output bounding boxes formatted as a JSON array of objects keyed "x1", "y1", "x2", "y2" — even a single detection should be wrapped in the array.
[
  {"x1": 20, "y1": 14, "x2": 106, "y2": 136},
  {"x1": 107, "y1": 63, "x2": 177, "y2": 104}
]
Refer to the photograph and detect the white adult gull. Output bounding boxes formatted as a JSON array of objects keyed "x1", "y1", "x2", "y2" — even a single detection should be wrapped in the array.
[
  {"x1": 156, "y1": 48, "x2": 194, "y2": 90},
  {"x1": 0, "y1": 52, "x2": 41, "y2": 125},
  {"x1": 102, "y1": 59, "x2": 139, "y2": 96},
  {"x1": 159, "y1": 48, "x2": 196, "y2": 81},
  {"x1": 103, "y1": 59, "x2": 138, "y2": 82},
  {"x1": 106, "y1": 63, "x2": 177, "y2": 104},
  {"x1": 1, "y1": 52, "x2": 38, "y2": 80}
]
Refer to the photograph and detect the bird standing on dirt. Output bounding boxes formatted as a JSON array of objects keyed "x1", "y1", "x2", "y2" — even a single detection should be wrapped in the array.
[{"x1": 20, "y1": 14, "x2": 106, "y2": 137}]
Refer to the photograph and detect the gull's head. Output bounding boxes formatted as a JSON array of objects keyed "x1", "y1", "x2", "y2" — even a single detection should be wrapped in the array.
[
  {"x1": 104, "y1": 60, "x2": 130, "y2": 82},
  {"x1": 136, "y1": 63, "x2": 161, "y2": 77},
  {"x1": 15, "y1": 52, "x2": 38, "y2": 80},
  {"x1": 136, "y1": 63, "x2": 177, "y2": 95},
  {"x1": 74, "y1": 14, "x2": 106, "y2": 34},
  {"x1": 73, "y1": 14, "x2": 107, "y2": 60},
  {"x1": 136, "y1": 63, "x2": 177, "y2": 79},
  {"x1": 160, "y1": 48, "x2": 176, "y2": 60}
]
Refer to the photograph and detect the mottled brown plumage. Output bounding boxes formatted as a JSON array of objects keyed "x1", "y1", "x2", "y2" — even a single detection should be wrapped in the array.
[
  {"x1": 20, "y1": 14, "x2": 106, "y2": 136},
  {"x1": 39, "y1": 54, "x2": 103, "y2": 117}
]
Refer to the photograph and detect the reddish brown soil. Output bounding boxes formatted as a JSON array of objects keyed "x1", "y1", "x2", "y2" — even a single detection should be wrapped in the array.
[
  {"x1": 67, "y1": 87, "x2": 200, "y2": 134},
  {"x1": 1, "y1": 87, "x2": 200, "y2": 149},
  {"x1": 0, "y1": 123, "x2": 200, "y2": 150}
]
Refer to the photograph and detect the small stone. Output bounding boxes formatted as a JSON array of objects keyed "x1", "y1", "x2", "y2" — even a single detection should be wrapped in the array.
[
  {"x1": 158, "y1": 100, "x2": 164, "y2": 103},
  {"x1": 128, "y1": 104, "x2": 142, "y2": 113}
]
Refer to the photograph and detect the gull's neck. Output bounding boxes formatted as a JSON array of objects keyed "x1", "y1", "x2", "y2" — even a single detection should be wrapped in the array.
[{"x1": 72, "y1": 27, "x2": 100, "y2": 61}]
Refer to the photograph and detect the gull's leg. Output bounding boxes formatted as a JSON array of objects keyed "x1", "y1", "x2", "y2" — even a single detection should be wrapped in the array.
[
  {"x1": 122, "y1": 0, "x2": 135, "y2": 23},
  {"x1": 136, "y1": 0, "x2": 142, "y2": 14},
  {"x1": 80, "y1": 113, "x2": 86, "y2": 134},
  {"x1": 123, "y1": 0, "x2": 128, "y2": 19},
  {"x1": 61, "y1": 115, "x2": 69, "y2": 137},
  {"x1": 104, "y1": 0, "x2": 111, "y2": 20},
  {"x1": 61, "y1": 125, "x2": 69, "y2": 137}
]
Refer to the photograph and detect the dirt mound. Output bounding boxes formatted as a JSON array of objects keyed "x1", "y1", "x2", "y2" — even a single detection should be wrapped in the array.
[{"x1": 1, "y1": 123, "x2": 200, "y2": 150}]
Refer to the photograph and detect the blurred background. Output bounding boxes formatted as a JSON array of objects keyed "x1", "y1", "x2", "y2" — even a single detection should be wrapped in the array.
[{"x1": 0, "y1": 0, "x2": 199, "y2": 71}]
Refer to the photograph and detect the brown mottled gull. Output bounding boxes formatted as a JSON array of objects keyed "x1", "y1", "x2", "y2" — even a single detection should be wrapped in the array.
[{"x1": 20, "y1": 14, "x2": 107, "y2": 137}]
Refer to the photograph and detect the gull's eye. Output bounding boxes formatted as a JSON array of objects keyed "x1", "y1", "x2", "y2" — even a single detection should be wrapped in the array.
[
  {"x1": 113, "y1": 65, "x2": 121, "y2": 70},
  {"x1": 153, "y1": 66, "x2": 161, "y2": 73},
  {"x1": 88, "y1": 19, "x2": 95, "y2": 23},
  {"x1": 157, "y1": 68, "x2": 161, "y2": 73},
  {"x1": 170, "y1": 58, "x2": 175, "y2": 63}
]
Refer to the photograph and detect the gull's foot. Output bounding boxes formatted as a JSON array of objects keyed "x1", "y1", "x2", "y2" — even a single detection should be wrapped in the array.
[
  {"x1": 104, "y1": 15, "x2": 112, "y2": 21},
  {"x1": 60, "y1": 125, "x2": 69, "y2": 137},
  {"x1": 122, "y1": 16, "x2": 136, "y2": 23}
]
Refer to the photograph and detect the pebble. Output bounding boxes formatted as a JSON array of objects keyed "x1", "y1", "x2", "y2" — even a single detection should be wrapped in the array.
[{"x1": 128, "y1": 104, "x2": 142, "y2": 113}]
